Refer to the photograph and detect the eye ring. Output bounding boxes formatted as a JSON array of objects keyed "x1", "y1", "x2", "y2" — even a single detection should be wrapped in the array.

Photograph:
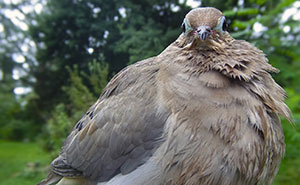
[
  {"x1": 181, "y1": 18, "x2": 193, "y2": 35},
  {"x1": 222, "y1": 17, "x2": 228, "y2": 32},
  {"x1": 181, "y1": 22, "x2": 186, "y2": 33}
]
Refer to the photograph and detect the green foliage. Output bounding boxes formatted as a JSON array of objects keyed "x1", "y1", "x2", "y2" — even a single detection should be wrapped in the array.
[
  {"x1": 83, "y1": 60, "x2": 109, "y2": 96},
  {"x1": 28, "y1": 0, "x2": 125, "y2": 116},
  {"x1": 116, "y1": 18, "x2": 167, "y2": 64},
  {"x1": 41, "y1": 104, "x2": 72, "y2": 157},
  {"x1": 115, "y1": 1, "x2": 190, "y2": 64},
  {"x1": 0, "y1": 83, "x2": 37, "y2": 141},
  {"x1": 0, "y1": 84, "x2": 21, "y2": 140},
  {"x1": 40, "y1": 61, "x2": 108, "y2": 157},
  {"x1": 64, "y1": 65, "x2": 95, "y2": 112}
]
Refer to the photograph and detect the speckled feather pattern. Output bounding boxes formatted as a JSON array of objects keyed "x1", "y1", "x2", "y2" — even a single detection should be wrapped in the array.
[{"x1": 38, "y1": 7, "x2": 290, "y2": 185}]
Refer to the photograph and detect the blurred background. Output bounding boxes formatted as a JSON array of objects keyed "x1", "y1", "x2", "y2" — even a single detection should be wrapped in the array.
[{"x1": 0, "y1": 0, "x2": 299, "y2": 184}]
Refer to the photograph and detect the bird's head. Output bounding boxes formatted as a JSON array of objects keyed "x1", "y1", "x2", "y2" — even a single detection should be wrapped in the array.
[{"x1": 180, "y1": 7, "x2": 228, "y2": 47}]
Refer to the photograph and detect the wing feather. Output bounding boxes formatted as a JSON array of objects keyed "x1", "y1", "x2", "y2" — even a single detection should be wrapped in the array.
[{"x1": 51, "y1": 57, "x2": 170, "y2": 182}]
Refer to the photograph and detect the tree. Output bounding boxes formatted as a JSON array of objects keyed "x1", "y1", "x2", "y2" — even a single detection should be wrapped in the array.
[
  {"x1": 0, "y1": 0, "x2": 41, "y2": 140},
  {"x1": 115, "y1": 0, "x2": 190, "y2": 63},
  {"x1": 29, "y1": 0, "x2": 119, "y2": 116}
]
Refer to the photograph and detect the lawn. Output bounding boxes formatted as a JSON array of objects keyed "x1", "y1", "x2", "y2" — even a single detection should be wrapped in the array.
[{"x1": 0, "y1": 140, "x2": 51, "y2": 185}]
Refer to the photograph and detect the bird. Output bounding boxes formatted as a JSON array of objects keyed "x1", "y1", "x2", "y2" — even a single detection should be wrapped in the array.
[{"x1": 38, "y1": 7, "x2": 291, "y2": 185}]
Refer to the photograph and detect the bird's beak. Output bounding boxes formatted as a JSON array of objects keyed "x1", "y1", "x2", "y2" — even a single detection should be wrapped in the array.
[{"x1": 195, "y1": 26, "x2": 211, "y2": 40}]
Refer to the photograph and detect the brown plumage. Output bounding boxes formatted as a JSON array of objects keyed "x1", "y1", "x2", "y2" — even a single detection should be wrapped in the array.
[{"x1": 38, "y1": 7, "x2": 291, "y2": 185}]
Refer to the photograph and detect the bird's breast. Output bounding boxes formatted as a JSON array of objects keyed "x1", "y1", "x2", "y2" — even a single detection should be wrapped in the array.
[{"x1": 155, "y1": 66, "x2": 284, "y2": 185}]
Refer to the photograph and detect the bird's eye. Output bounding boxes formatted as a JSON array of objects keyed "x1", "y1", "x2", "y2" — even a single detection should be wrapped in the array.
[
  {"x1": 222, "y1": 17, "x2": 228, "y2": 32},
  {"x1": 215, "y1": 16, "x2": 227, "y2": 34},
  {"x1": 181, "y1": 21, "x2": 186, "y2": 33},
  {"x1": 181, "y1": 18, "x2": 192, "y2": 35}
]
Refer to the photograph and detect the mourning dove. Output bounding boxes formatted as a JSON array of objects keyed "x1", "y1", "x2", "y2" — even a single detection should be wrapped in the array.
[{"x1": 38, "y1": 7, "x2": 291, "y2": 185}]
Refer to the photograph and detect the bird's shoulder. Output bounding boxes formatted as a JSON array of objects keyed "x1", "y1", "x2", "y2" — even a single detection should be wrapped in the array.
[
  {"x1": 212, "y1": 39, "x2": 277, "y2": 81},
  {"x1": 100, "y1": 56, "x2": 159, "y2": 99},
  {"x1": 225, "y1": 39, "x2": 291, "y2": 120}
]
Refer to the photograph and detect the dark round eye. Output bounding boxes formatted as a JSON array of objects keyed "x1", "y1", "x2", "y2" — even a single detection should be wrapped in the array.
[
  {"x1": 181, "y1": 22, "x2": 186, "y2": 33},
  {"x1": 222, "y1": 17, "x2": 228, "y2": 32}
]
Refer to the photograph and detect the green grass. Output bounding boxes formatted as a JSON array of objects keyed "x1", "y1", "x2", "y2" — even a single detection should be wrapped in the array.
[
  {"x1": 0, "y1": 140, "x2": 51, "y2": 185},
  {"x1": 273, "y1": 120, "x2": 300, "y2": 185}
]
